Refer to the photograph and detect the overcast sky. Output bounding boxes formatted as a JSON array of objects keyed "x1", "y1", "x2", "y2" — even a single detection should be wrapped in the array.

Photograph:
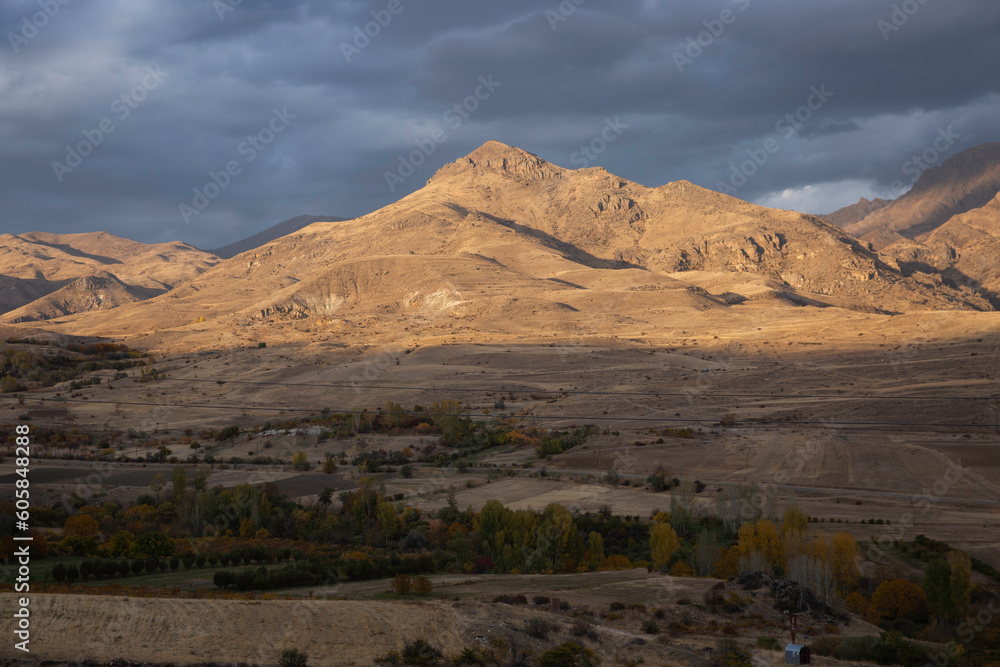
[{"x1": 2, "y1": 0, "x2": 999, "y2": 249}]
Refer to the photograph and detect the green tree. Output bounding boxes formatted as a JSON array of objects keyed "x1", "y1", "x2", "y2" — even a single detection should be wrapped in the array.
[
  {"x1": 171, "y1": 466, "x2": 187, "y2": 505},
  {"x1": 586, "y1": 532, "x2": 604, "y2": 571},
  {"x1": 924, "y1": 558, "x2": 954, "y2": 626},
  {"x1": 947, "y1": 551, "x2": 973, "y2": 620},
  {"x1": 150, "y1": 473, "x2": 166, "y2": 502},
  {"x1": 535, "y1": 504, "x2": 576, "y2": 572}
]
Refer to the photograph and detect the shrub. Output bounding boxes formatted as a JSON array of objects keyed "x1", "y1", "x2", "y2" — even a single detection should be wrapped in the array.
[
  {"x1": 810, "y1": 636, "x2": 840, "y2": 657},
  {"x1": 533, "y1": 596, "x2": 551, "y2": 606},
  {"x1": 538, "y1": 642, "x2": 599, "y2": 667},
  {"x1": 524, "y1": 618, "x2": 552, "y2": 640},
  {"x1": 413, "y1": 576, "x2": 433, "y2": 595},
  {"x1": 641, "y1": 620, "x2": 659, "y2": 635},
  {"x1": 392, "y1": 573, "x2": 412, "y2": 594},
  {"x1": 755, "y1": 636, "x2": 781, "y2": 651},
  {"x1": 712, "y1": 638, "x2": 752, "y2": 667},
  {"x1": 279, "y1": 648, "x2": 308, "y2": 667},
  {"x1": 570, "y1": 622, "x2": 598, "y2": 641},
  {"x1": 401, "y1": 639, "x2": 442, "y2": 667}
]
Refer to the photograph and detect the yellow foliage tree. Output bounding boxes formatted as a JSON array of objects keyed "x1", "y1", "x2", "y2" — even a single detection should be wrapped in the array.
[
  {"x1": 782, "y1": 506, "x2": 809, "y2": 536},
  {"x1": 650, "y1": 521, "x2": 680, "y2": 571},
  {"x1": 831, "y1": 532, "x2": 860, "y2": 592},
  {"x1": 736, "y1": 519, "x2": 783, "y2": 573},
  {"x1": 63, "y1": 514, "x2": 100, "y2": 538}
]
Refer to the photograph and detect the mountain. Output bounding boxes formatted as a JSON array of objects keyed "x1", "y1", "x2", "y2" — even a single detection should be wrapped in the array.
[
  {"x1": 41, "y1": 141, "x2": 992, "y2": 346},
  {"x1": 844, "y1": 143, "x2": 1000, "y2": 247},
  {"x1": 821, "y1": 197, "x2": 891, "y2": 229},
  {"x1": 209, "y1": 214, "x2": 346, "y2": 259},
  {"x1": 0, "y1": 232, "x2": 220, "y2": 322},
  {"x1": 882, "y1": 192, "x2": 1000, "y2": 307}
]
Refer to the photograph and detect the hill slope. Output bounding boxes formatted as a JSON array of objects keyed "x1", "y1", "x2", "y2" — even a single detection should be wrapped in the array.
[
  {"x1": 844, "y1": 142, "x2": 1000, "y2": 247},
  {"x1": 26, "y1": 142, "x2": 995, "y2": 345},
  {"x1": 0, "y1": 231, "x2": 220, "y2": 321},
  {"x1": 209, "y1": 214, "x2": 346, "y2": 259}
]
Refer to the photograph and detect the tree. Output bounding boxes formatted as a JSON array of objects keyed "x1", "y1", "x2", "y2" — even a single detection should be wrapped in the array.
[
  {"x1": 782, "y1": 506, "x2": 809, "y2": 536},
  {"x1": 694, "y1": 530, "x2": 720, "y2": 576},
  {"x1": 872, "y1": 579, "x2": 928, "y2": 622},
  {"x1": 924, "y1": 558, "x2": 954, "y2": 626},
  {"x1": 150, "y1": 473, "x2": 166, "y2": 502},
  {"x1": 736, "y1": 519, "x2": 783, "y2": 574},
  {"x1": 132, "y1": 532, "x2": 175, "y2": 558},
  {"x1": 649, "y1": 521, "x2": 680, "y2": 571},
  {"x1": 52, "y1": 563, "x2": 67, "y2": 583},
  {"x1": 323, "y1": 455, "x2": 338, "y2": 474},
  {"x1": 947, "y1": 550, "x2": 973, "y2": 620},
  {"x1": 103, "y1": 531, "x2": 134, "y2": 558},
  {"x1": 292, "y1": 451, "x2": 310, "y2": 471},
  {"x1": 413, "y1": 576, "x2": 433, "y2": 595},
  {"x1": 377, "y1": 501, "x2": 400, "y2": 542},
  {"x1": 831, "y1": 532, "x2": 860, "y2": 592},
  {"x1": 535, "y1": 504, "x2": 576, "y2": 572},
  {"x1": 586, "y1": 532, "x2": 604, "y2": 571},
  {"x1": 171, "y1": 466, "x2": 187, "y2": 505},
  {"x1": 63, "y1": 514, "x2": 100, "y2": 538},
  {"x1": 392, "y1": 573, "x2": 412, "y2": 594},
  {"x1": 65, "y1": 564, "x2": 80, "y2": 583}
]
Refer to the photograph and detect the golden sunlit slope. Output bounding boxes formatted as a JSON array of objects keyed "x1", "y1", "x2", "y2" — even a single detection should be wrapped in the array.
[
  {"x1": 0, "y1": 231, "x2": 220, "y2": 321},
  {"x1": 31, "y1": 142, "x2": 994, "y2": 346}
]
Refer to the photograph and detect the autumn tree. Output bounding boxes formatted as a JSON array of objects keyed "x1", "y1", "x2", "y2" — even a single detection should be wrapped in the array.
[
  {"x1": 782, "y1": 506, "x2": 809, "y2": 536},
  {"x1": 649, "y1": 521, "x2": 680, "y2": 571},
  {"x1": 63, "y1": 514, "x2": 100, "y2": 538},
  {"x1": 736, "y1": 519, "x2": 783, "y2": 574},
  {"x1": 871, "y1": 579, "x2": 928, "y2": 622},
  {"x1": 831, "y1": 532, "x2": 860, "y2": 592}
]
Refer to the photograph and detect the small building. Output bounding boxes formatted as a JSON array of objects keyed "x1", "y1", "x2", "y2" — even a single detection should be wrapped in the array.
[{"x1": 785, "y1": 644, "x2": 811, "y2": 665}]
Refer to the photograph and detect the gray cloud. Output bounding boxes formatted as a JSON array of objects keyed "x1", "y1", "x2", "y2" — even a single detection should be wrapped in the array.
[{"x1": 1, "y1": 0, "x2": 998, "y2": 248}]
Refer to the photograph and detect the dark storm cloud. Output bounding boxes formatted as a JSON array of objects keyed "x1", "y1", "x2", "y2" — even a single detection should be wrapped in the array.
[{"x1": 1, "y1": 0, "x2": 998, "y2": 248}]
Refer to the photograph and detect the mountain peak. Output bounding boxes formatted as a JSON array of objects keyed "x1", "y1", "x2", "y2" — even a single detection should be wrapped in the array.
[{"x1": 434, "y1": 141, "x2": 565, "y2": 182}]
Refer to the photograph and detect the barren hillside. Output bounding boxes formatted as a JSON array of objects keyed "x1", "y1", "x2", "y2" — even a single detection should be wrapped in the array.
[
  {"x1": 0, "y1": 231, "x2": 220, "y2": 321},
  {"x1": 28, "y1": 142, "x2": 994, "y2": 350}
]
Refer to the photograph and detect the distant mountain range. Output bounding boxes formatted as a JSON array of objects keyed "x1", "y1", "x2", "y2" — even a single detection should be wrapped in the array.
[
  {"x1": 3, "y1": 141, "x2": 998, "y2": 335},
  {"x1": 209, "y1": 214, "x2": 346, "y2": 259}
]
